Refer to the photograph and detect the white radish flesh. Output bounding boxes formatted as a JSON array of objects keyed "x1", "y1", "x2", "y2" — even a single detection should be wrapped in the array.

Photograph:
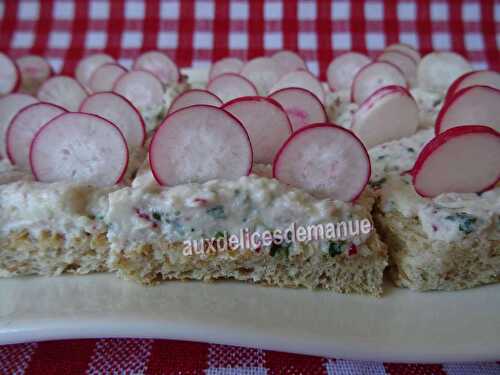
[
  {"x1": 435, "y1": 85, "x2": 500, "y2": 134},
  {"x1": 411, "y1": 125, "x2": 500, "y2": 197},
  {"x1": 168, "y1": 89, "x2": 222, "y2": 114},
  {"x1": 384, "y1": 43, "x2": 420, "y2": 64},
  {"x1": 37, "y1": 76, "x2": 88, "y2": 111},
  {"x1": 113, "y1": 70, "x2": 164, "y2": 111},
  {"x1": 0, "y1": 52, "x2": 20, "y2": 95},
  {"x1": 272, "y1": 50, "x2": 307, "y2": 75},
  {"x1": 206, "y1": 73, "x2": 258, "y2": 103},
  {"x1": 6, "y1": 102, "x2": 66, "y2": 168},
  {"x1": 240, "y1": 57, "x2": 284, "y2": 95},
  {"x1": 75, "y1": 53, "x2": 114, "y2": 89},
  {"x1": 79, "y1": 92, "x2": 146, "y2": 148},
  {"x1": 133, "y1": 50, "x2": 179, "y2": 85},
  {"x1": 30, "y1": 112, "x2": 128, "y2": 186},
  {"x1": 88, "y1": 63, "x2": 127, "y2": 93},
  {"x1": 351, "y1": 61, "x2": 407, "y2": 104},
  {"x1": 269, "y1": 87, "x2": 327, "y2": 131},
  {"x1": 269, "y1": 70, "x2": 325, "y2": 103},
  {"x1": 273, "y1": 124, "x2": 371, "y2": 202},
  {"x1": 327, "y1": 52, "x2": 371, "y2": 91},
  {"x1": 417, "y1": 52, "x2": 472, "y2": 94},
  {"x1": 222, "y1": 96, "x2": 292, "y2": 164},
  {"x1": 352, "y1": 85, "x2": 419, "y2": 149},
  {"x1": 0, "y1": 93, "x2": 38, "y2": 158},
  {"x1": 446, "y1": 70, "x2": 500, "y2": 102},
  {"x1": 16, "y1": 55, "x2": 52, "y2": 95},
  {"x1": 209, "y1": 57, "x2": 244, "y2": 80},
  {"x1": 378, "y1": 50, "x2": 417, "y2": 87},
  {"x1": 149, "y1": 105, "x2": 252, "y2": 186}
]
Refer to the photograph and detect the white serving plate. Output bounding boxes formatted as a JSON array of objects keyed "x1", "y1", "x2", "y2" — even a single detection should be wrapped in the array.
[{"x1": 0, "y1": 274, "x2": 499, "y2": 363}]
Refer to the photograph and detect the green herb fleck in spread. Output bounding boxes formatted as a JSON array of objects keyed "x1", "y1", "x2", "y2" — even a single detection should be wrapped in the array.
[
  {"x1": 206, "y1": 205, "x2": 227, "y2": 220},
  {"x1": 328, "y1": 241, "x2": 346, "y2": 257},
  {"x1": 445, "y1": 212, "x2": 478, "y2": 234},
  {"x1": 270, "y1": 242, "x2": 290, "y2": 258},
  {"x1": 369, "y1": 177, "x2": 387, "y2": 190}
]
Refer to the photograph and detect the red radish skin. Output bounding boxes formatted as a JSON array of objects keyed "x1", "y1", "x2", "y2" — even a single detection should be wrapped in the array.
[
  {"x1": 271, "y1": 50, "x2": 307, "y2": 75},
  {"x1": 411, "y1": 125, "x2": 500, "y2": 197},
  {"x1": 30, "y1": 112, "x2": 129, "y2": 186},
  {"x1": 206, "y1": 73, "x2": 258, "y2": 103},
  {"x1": 351, "y1": 61, "x2": 407, "y2": 104},
  {"x1": 445, "y1": 70, "x2": 500, "y2": 103},
  {"x1": 37, "y1": 76, "x2": 88, "y2": 111},
  {"x1": 16, "y1": 55, "x2": 52, "y2": 95},
  {"x1": 0, "y1": 52, "x2": 20, "y2": 95},
  {"x1": 435, "y1": 85, "x2": 500, "y2": 135},
  {"x1": 79, "y1": 91, "x2": 146, "y2": 148},
  {"x1": 273, "y1": 123, "x2": 371, "y2": 202},
  {"x1": 133, "y1": 50, "x2": 179, "y2": 85},
  {"x1": 168, "y1": 89, "x2": 222, "y2": 114},
  {"x1": 384, "y1": 43, "x2": 420, "y2": 64},
  {"x1": 222, "y1": 96, "x2": 292, "y2": 164},
  {"x1": 327, "y1": 52, "x2": 371, "y2": 92},
  {"x1": 88, "y1": 63, "x2": 127, "y2": 93},
  {"x1": 6, "y1": 102, "x2": 66, "y2": 168},
  {"x1": 113, "y1": 69, "x2": 164, "y2": 111},
  {"x1": 75, "y1": 53, "x2": 115, "y2": 89},
  {"x1": 240, "y1": 57, "x2": 285, "y2": 95},
  {"x1": 149, "y1": 105, "x2": 253, "y2": 186},
  {"x1": 209, "y1": 57, "x2": 244, "y2": 80},
  {"x1": 269, "y1": 70, "x2": 325, "y2": 103},
  {"x1": 268, "y1": 87, "x2": 327, "y2": 131},
  {"x1": 377, "y1": 50, "x2": 417, "y2": 87}
]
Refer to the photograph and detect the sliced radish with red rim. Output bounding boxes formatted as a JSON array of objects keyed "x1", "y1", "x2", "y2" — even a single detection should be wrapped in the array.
[
  {"x1": 222, "y1": 96, "x2": 292, "y2": 164},
  {"x1": 327, "y1": 52, "x2": 371, "y2": 92},
  {"x1": 240, "y1": 57, "x2": 285, "y2": 95},
  {"x1": 113, "y1": 70, "x2": 164, "y2": 111},
  {"x1": 168, "y1": 89, "x2": 222, "y2": 114},
  {"x1": 435, "y1": 85, "x2": 500, "y2": 134},
  {"x1": 30, "y1": 112, "x2": 129, "y2": 186},
  {"x1": 445, "y1": 70, "x2": 500, "y2": 103},
  {"x1": 6, "y1": 102, "x2": 66, "y2": 168},
  {"x1": 149, "y1": 105, "x2": 252, "y2": 186},
  {"x1": 206, "y1": 73, "x2": 258, "y2": 103},
  {"x1": 384, "y1": 43, "x2": 420, "y2": 64},
  {"x1": 417, "y1": 52, "x2": 472, "y2": 94},
  {"x1": 271, "y1": 50, "x2": 307, "y2": 75},
  {"x1": 270, "y1": 70, "x2": 325, "y2": 103},
  {"x1": 411, "y1": 125, "x2": 500, "y2": 197},
  {"x1": 209, "y1": 57, "x2": 244, "y2": 80},
  {"x1": 0, "y1": 93, "x2": 38, "y2": 158},
  {"x1": 352, "y1": 85, "x2": 419, "y2": 149},
  {"x1": 133, "y1": 50, "x2": 179, "y2": 85},
  {"x1": 0, "y1": 52, "x2": 20, "y2": 95},
  {"x1": 273, "y1": 124, "x2": 371, "y2": 202},
  {"x1": 377, "y1": 50, "x2": 417, "y2": 87},
  {"x1": 351, "y1": 61, "x2": 407, "y2": 104},
  {"x1": 37, "y1": 75, "x2": 88, "y2": 111},
  {"x1": 88, "y1": 63, "x2": 127, "y2": 93},
  {"x1": 80, "y1": 92, "x2": 146, "y2": 148},
  {"x1": 268, "y1": 87, "x2": 327, "y2": 131},
  {"x1": 75, "y1": 53, "x2": 115, "y2": 89},
  {"x1": 16, "y1": 55, "x2": 52, "y2": 95}
]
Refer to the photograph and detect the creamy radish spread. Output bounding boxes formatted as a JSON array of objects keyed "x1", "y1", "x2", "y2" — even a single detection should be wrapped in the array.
[
  {"x1": 0, "y1": 159, "x2": 32, "y2": 185},
  {"x1": 410, "y1": 88, "x2": 444, "y2": 128}
]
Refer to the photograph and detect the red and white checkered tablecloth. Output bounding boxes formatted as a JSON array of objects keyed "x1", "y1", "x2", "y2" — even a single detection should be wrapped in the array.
[{"x1": 1, "y1": 0, "x2": 500, "y2": 373}]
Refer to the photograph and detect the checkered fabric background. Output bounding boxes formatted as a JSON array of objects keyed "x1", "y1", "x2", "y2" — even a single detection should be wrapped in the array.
[{"x1": 1, "y1": 0, "x2": 500, "y2": 373}]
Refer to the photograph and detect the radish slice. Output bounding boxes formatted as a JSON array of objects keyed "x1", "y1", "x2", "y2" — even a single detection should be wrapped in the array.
[
  {"x1": 351, "y1": 61, "x2": 407, "y2": 104},
  {"x1": 0, "y1": 93, "x2": 38, "y2": 158},
  {"x1": 273, "y1": 124, "x2": 371, "y2": 201},
  {"x1": 149, "y1": 105, "x2": 252, "y2": 186},
  {"x1": 417, "y1": 52, "x2": 472, "y2": 94},
  {"x1": 222, "y1": 96, "x2": 292, "y2": 164},
  {"x1": 30, "y1": 112, "x2": 128, "y2": 186},
  {"x1": 272, "y1": 50, "x2": 307, "y2": 75},
  {"x1": 75, "y1": 53, "x2": 115, "y2": 89},
  {"x1": 79, "y1": 92, "x2": 146, "y2": 148},
  {"x1": 240, "y1": 57, "x2": 284, "y2": 95},
  {"x1": 206, "y1": 73, "x2": 258, "y2": 103},
  {"x1": 209, "y1": 57, "x2": 244, "y2": 80},
  {"x1": 37, "y1": 76, "x2": 88, "y2": 111},
  {"x1": 6, "y1": 102, "x2": 66, "y2": 168},
  {"x1": 269, "y1": 70, "x2": 325, "y2": 103},
  {"x1": 445, "y1": 70, "x2": 500, "y2": 102},
  {"x1": 327, "y1": 52, "x2": 371, "y2": 92},
  {"x1": 0, "y1": 52, "x2": 20, "y2": 95},
  {"x1": 88, "y1": 63, "x2": 127, "y2": 93},
  {"x1": 168, "y1": 89, "x2": 222, "y2": 114},
  {"x1": 352, "y1": 85, "x2": 419, "y2": 149},
  {"x1": 377, "y1": 50, "x2": 417, "y2": 87},
  {"x1": 384, "y1": 43, "x2": 420, "y2": 64},
  {"x1": 113, "y1": 70, "x2": 164, "y2": 112},
  {"x1": 268, "y1": 87, "x2": 327, "y2": 131},
  {"x1": 435, "y1": 85, "x2": 500, "y2": 134},
  {"x1": 16, "y1": 55, "x2": 52, "y2": 95},
  {"x1": 133, "y1": 50, "x2": 179, "y2": 85},
  {"x1": 411, "y1": 125, "x2": 500, "y2": 197}
]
